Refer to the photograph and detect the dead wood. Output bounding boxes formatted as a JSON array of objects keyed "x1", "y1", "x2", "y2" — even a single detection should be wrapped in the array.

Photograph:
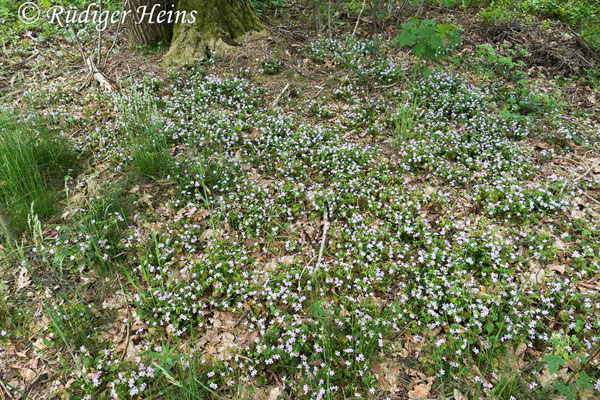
[{"x1": 476, "y1": 21, "x2": 599, "y2": 74}]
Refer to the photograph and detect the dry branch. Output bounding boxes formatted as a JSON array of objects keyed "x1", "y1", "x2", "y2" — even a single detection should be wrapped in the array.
[
  {"x1": 85, "y1": 57, "x2": 114, "y2": 91},
  {"x1": 273, "y1": 83, "x2": 290, "y2": 107}
]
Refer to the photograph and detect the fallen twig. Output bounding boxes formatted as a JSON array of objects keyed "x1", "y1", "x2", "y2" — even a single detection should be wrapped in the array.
[
  {"x1": 577, "y1": 281, "x2": 600, "y2": 291},
  {"x1": 313, "y1": 85, "x2": 325, "y2": 98},
  {"x1": 297, "y1": 253, "x2": 317, "y2": 291},
  {"x1": 103, "y1": 0, "x2": 129, "y2": 69},
  {"x1": 12, "y1": 51, "x2": 39, "y2": 69},
  {"x1": 0, "y1": 379, "x2": 16, "y2": 400},
  {"x1": 581, "y1": 191, "x2": 600, "y2": 206},
  {"x1": 85, "y1": 56, "x2": 114, "y2": 91},
  {"x1": 297, "y1": 209, "x2": 330, "y2": 290},
  {"x1": 353, "y1": 0, "x2": 366, "y2": 35},
  {"x1": 59, "y1": 0, "x2": 113, "y2": 91},
  {"x1": 296, "y1": 210, "x2": 331, "y2": 290},
  {"x1": 233, "y1": 309, "x2": 250, "y2": 329},
  {"x1": 273, "y1": 83, "x2": 290, "y2": 107},
  {"x1": 17, "y1": 372, "x2": 48, "y2": 400},
  {"x1": 573, "y1": 160, "x2": 599, "y2": 183},
  {"x1": 120, "y1": 312, "x2": 131, "y2": 362},
  {"x1": 316, "y1": 210, "x2": 330, "y2": 268}
]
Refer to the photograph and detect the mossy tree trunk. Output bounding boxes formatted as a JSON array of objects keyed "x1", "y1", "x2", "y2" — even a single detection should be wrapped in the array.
[
  {"x1": 126, "y1": 0, "x2": 173, "y2": 47},
  {"x1": 163, "y1": 0, "x2": 264, "y2": 66}
]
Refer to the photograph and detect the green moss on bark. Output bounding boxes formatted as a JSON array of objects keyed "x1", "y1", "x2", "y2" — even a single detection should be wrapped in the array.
[{"x1": 164, "y1": 0, "x2": 263, "y2": 66}]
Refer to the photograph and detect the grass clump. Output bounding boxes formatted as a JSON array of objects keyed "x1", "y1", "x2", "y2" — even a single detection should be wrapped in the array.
[
  {"x1": 0, "y1": 111, "x2": 78, "y2": 236},
  {"x1": 394, "y1": 91, "x2": 423, "y2": 142},
  {"x1": 46, "y1": 296, "x2": 105, "y2": 353},
  {"x1": 116, "y1": 83, "x2": 173, "y2": 179}
]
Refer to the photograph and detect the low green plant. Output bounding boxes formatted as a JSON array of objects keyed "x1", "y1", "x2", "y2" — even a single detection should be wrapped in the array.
[
  {"x1": 498, "y1": 78, "x2": 564, "y2": 116},
  {"x1": 394, "y1": 91, "x2": 422, "y2": 141},
  {"x1": 137, "y1": 40, "x2": 169, "y2": 55},
  {"x1": 48, "y1": 185, "x2": 133, "y2": 276},
  {"x1": 0, "y1": 111, "x2": 78, "y2": 235},
  {"x1": 307, "y1": 36, "x2": 404, "y2": 86},
  {"x1": 251, "y1": 0, "x2": 286, "y2": 16},
  {"x1": 0, "y1": 282, "x2": 25, "y2": 340},
  {"x1": 261, "y1": 57, "x2": 283, "y2": 74},
  {"x1": 309, "y1": 101, "x2": 335, "y2": 119},
  {"x1": 543, "y1": 336, "x2": 600, "y2": 400},
  {"x1": 474, "y1": 178, "x2": 569, "y2": 221},
  {"x1": 394, "y1": 18, "x2": 462, "y2": 62},
  {"x1": 116, "y1": 83, "x2": 173, "y2": 179},
  {"x1": 471, "y1": 43, "x2": 527, "y2": 80},
  {"x1": 46, "y1": 296, "x2": 105, "y2": 354},
  {"x1": 157, "y1": 348, "x2": 244, "y2": 399},
  {"x1": 431, "y1": 0, "x2": 488, "y2": 8},
  {"x1": 584, "y1": 66, "x2": 600, "y2": 89}
]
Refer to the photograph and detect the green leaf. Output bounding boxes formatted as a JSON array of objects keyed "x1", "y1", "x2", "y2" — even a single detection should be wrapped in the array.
[
  {"x1": 397, "y1": 31, "x2": 415, "y2": 47},
  {"x1": 576, "y1": 370, "x2": 594, "y2": 390},
  {"x1": 422, "y1": 67, "x2": 432, "y2": 78},
  {"x1": 430, "y1": 35, "x2": 444, "y2": 51},
  {"x1": 543, "y1": 354, "x2": 565, "y2": 374},
  {"x1": 413, "y1": 43, "x2": 427, "y2": 58},
  {"x1": 436, "y1": 23, "x2": 455, "y2": 33},
  {"x1": 556, "y1": 382, "x2": 577, "y2": 400}
]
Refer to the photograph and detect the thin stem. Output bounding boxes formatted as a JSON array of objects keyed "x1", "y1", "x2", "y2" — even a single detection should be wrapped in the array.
[
  {"x1": 566, "y1": 345, "x2": 600, "y2": 385},
  {"x1": 353, "y1": 0, "x2": 366, "y2": 35},
  {"x1": 97, "y1": 0, "x2": 103, "y2": 65}
]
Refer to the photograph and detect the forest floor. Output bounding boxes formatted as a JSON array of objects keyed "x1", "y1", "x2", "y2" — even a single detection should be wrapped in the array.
[{"x1": 1, "y1": 3, "x2": 600, "y2": 399}]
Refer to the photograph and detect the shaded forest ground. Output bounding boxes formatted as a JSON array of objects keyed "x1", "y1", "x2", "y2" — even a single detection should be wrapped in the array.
[{"x1": 1, "y1": 1, "x2": 599, "y2": 399}]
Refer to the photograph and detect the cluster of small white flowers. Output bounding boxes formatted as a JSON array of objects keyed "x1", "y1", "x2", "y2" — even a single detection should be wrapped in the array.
[{"x1": 28, "y1": 42, "x2": 599, "y2": 398}]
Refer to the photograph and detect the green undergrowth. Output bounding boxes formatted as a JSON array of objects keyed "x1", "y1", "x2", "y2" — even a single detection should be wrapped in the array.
[
  {"x1": 4, "y1": 33, "x2": 599, "y2": 400},
  {"x1": 43, "y1": 184, "x2": 135, "y2": 277},
  {"x1": 0, "y1": 110, "x2": 79, "y2": 237},
  {"x1": 115, "y1": 83, "x2": 174, "y2": 179}
]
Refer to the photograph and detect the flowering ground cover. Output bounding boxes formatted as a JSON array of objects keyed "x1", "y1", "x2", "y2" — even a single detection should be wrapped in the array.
[{"x1": 1, "y1": 14, "x2": 600, "y2": 400}]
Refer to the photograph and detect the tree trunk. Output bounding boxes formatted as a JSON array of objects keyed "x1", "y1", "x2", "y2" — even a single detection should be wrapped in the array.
[
  {"x1": 163, "y1": 0, "x2": 263, "y2": 66},
  {"x1": 126, "y1": 0, "x2": 173, "y2": 47}
]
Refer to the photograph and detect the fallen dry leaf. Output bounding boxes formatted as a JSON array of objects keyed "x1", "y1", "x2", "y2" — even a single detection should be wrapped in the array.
[
  {"x1": 372, "y1": 362, "x2": 401, "y2": 394},
  {"x1": 539, "y1": 365, "x2": 568, "y2": 388},
  {"x1": 16, "y1": 265, "x2": 31, "y2": 289},
  {"x1": 550, "y1": 264, "x2": 566, "y2": 274},
  {"x1": 200, "y1": 229, "x2": 214, "y2": 241},
  {"x1": 267, "y1": 385, "x2": 281, "y2": 400},
  {"x1": 408, "y1": 382, "x2": 432, "y2": 399},
  {"x1": 453, "y1": 389, "x2": 465, "y2": 400},
  {"x1": 101, "y1": 290, "x2": 128, "y2": 309},
  {"x1": 12, "y1": 365, "x2": 36, "y2": 382}
]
